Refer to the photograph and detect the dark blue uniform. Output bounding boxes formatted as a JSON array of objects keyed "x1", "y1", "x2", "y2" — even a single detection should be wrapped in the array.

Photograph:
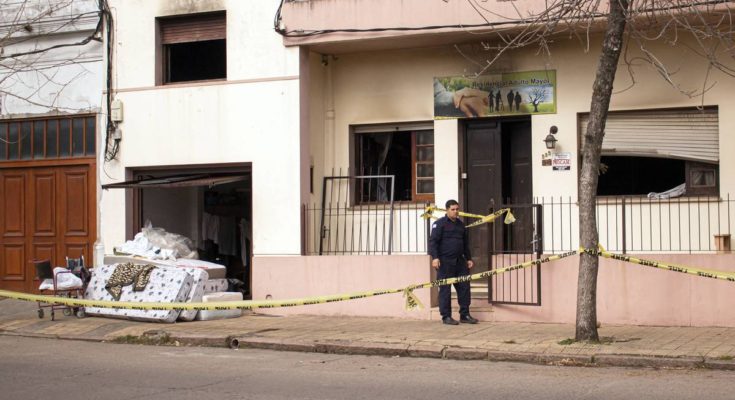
[{"x1": 428, "y1": 216, "x2": 472, "y2": 319}]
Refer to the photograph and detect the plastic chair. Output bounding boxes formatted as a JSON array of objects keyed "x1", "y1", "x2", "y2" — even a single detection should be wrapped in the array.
[{"x1": 32, "y1": 259, "x2": 85, "y2": 320}]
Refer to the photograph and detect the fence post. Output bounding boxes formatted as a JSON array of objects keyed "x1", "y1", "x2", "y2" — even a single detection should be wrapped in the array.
[
  {"x1": 425, "y1": 202, "x2": 431, "y2": 253},
  {"x1": 318, "y1": 177, "x2": 328, "y2": 255},
  {"x1": 621, "y1": 197, "x2": 627, "y2": 254},
  {"x1": 388, "y1": 177, "x2": 395, "y2": 255}
]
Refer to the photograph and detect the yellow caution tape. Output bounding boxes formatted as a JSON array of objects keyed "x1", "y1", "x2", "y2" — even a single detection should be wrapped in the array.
[
  {"x1": 421, "y1": 205, "x2": 515, "y2": 228},
  {"x1": 0, "y1": 251, "x2": 578, "y2": 312},
  {"x1": 579, "y1": 246, "x2": 735, "y2": 283},
  {"x1": 5, "y1": 246, "x2": 731, "y2": 312},
  {"x1": 400, "y1": 251, "x2": 577, "y2": 309}
]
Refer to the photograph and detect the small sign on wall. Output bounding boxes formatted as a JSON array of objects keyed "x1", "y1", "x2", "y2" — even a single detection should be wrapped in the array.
[
  {"x1": 552, "y1": 152, "x2": 571, "y2": 171},
  {"x1": 541, "y1": 152, "x2": 552, "y2": 166}
]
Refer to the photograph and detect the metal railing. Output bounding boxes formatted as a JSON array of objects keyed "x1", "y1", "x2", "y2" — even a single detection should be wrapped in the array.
[
  {"x1": 538, "y1": 194, "x2": 733, "y2": 254},
  {"x1": 303, "y1": 174, "x2": 431, "y2": 255},
  {"x1": 303, "y1": 193, "x2": 733, "y2": 256}
]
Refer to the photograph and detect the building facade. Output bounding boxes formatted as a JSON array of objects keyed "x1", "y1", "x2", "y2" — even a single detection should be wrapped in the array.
[
  {"x1": 258, "y1": 0, "x2": 735, "y2": 326},
  {"x1": 0, "y1": 0, "x2": 103, "y2": 293},
  {"x1": 93, "y1": 0, "x2": 735, "y2": 327},
  {"x1": 99, "y1": 0, "x2": 308, "y2": 294}
]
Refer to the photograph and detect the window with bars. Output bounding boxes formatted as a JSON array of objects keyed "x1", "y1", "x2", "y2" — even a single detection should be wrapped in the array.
[
  {"x1": 355, "y1": 128, "x2": 434, "y2": 203},
  {"x1": 0, "y1": 116, "x2": 96, "y2": 161}
]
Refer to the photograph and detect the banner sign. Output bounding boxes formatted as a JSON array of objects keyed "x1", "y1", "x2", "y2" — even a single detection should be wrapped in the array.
[{"x1": 434, "y1": 70, "x2": 557, "y2": 119}]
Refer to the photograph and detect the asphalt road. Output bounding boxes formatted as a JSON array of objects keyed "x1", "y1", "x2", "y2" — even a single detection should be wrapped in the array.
[{"x1": 1, "y1": 336, "x2": 733, "y2": 400}]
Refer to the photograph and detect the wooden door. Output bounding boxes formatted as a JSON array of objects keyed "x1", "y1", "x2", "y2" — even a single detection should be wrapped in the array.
[
  {"x1": 464, "y1": 121, "x2": 502, "y2": 271},
  {"x1": 506, "y1": 120, "x2": 533, "y2": 252},
  {"x1": 0, "y1": 170, "x2": 28, "y2": 292},
  {"x1": 0, "y1": 164, "x2": 95, "y2": 292}
]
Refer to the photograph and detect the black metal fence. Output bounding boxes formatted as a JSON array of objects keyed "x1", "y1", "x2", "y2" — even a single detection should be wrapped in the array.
[
  {"x1": 303, "y1": 194, "x2": 733, "y2": 256},
  {"x1": 303, "y1": 173, "x2": 430, "y2": 255},
  {"x1": 537, "y1": 194, "x2": 733, "y2": 254},
  {"x1": 488, "y1": 204, "x2": 543, "y2": 306},
  {"x1": 303, "y1": 201, "x2": 429, "y2": 255}
]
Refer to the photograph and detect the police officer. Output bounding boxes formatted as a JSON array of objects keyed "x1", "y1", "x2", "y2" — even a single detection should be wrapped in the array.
[{"x1": 429, "y1": 199, "x2": 478, "y2": 325}]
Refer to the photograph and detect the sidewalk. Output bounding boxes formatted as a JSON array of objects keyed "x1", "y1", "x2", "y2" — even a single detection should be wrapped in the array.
[{"x1": 1, "y1": 297, "x2": 734, "y2": 370}]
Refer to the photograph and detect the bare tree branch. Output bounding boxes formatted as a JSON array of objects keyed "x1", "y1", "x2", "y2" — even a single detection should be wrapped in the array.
[{"x1": 0, "y1": 0, "x2": 102, "y2": 114}]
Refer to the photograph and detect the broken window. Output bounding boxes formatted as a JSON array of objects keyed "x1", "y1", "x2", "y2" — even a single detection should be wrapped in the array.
[
  {"x1": 354, "y1": 125, "x2": 434, "y2": 203},
  {"x1": 579, "y1": 107, "x2": 719, "y2": 198},
  {"x1": 158, "y1": 12, "x2": 226, "y2": 84}
]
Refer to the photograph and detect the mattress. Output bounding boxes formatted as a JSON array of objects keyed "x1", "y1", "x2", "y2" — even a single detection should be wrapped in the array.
[
  {"x1": 103, "y1": 255, "x2": 174, "y2": 268},
  {"x1": 202, "y1": 279, "x2": 229, "y2": 294},
  {"x1": 168, "y1": 259, "x2": 227, "y2": 280},
  {"x1": 177, "y1": 267, "x2": 209, "y2": 322},
  {"x1": 84, "y1": 264, "x2": 193, "y2": 323},
  {"x1": 102, "y1": 256, "x2": 227, "y2": 279},
  {"x1": 195, "y1": 291, "x2": 243, "y2": 321}
]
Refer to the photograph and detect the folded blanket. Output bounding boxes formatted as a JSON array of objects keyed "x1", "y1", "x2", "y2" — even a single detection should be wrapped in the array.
[{"x1": 105, "y1": 262, "x2": 156, "y2": 301}]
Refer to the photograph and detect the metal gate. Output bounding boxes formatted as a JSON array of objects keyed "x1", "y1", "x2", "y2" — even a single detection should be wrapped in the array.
[
  {"x1": 488, "y1": 203, "x2": 543, "y2": 306},
  {"x1": 319, "y1": 175, "x2": 396, "y2": 255}
]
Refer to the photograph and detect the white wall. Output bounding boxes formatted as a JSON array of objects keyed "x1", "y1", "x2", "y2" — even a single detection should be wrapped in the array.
[
  {"x1": 101, "y1": 0, "x2": 303, "y2": 256},
  {"x1": 141, "y1": 187, "x2": 200, "y2": 246},
  {"x1": 0, "y1": 0, "x2": 102, "y2": 115}
]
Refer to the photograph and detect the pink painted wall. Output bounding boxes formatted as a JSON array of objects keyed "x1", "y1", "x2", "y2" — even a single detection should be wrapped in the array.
[
  {"x1": 281, "y1": 0, "x2": 558, "y2": 46},
  {"x1": 491, "y1": 253, "x2": 735, "y2": 327},
  {"x1": 252, "y1": 255, "x2": 433, "y2": 319},
  {"x1": 254, "y1": 253, "x2": 735, "y2": 327}
]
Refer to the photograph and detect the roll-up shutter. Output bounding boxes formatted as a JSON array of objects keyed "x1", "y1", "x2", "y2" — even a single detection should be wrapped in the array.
[
  {"x1": 159, "y1": 12, "x2": 226, "y2": 45},
  {"x1": 353, "y1": 121, "x2": 433, "y2": 134},
  {"x1": 578, "y1": 107, "x2": 719, "y2": 163}
]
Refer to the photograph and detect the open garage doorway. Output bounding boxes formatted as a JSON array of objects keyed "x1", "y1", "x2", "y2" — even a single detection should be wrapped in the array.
[{"x1": 103, "y1": 164, "x2": 252, "y2": 297}]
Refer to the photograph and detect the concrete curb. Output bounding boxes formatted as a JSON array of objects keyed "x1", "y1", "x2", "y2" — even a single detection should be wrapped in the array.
[
  {"x1": 592, "y1": 354, "x2": 705, "y2": 369},
  {"x1": 703, "y1": 359, "x2": 735, "y2": 371},
  {"x1": 444, "y1": 347, "x2": 488, "y2": 360},
  {"x1": 3, "y1": 329, "x2": 733, "y2": 371},
  {"x1": 407, "y1": 344, "x2": 445, "y2": 358}
]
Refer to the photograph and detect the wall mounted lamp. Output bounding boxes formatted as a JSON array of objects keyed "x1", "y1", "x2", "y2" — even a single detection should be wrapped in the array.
[{"x1": 544, "y1": 125, "x2": 558, "y2": 149}]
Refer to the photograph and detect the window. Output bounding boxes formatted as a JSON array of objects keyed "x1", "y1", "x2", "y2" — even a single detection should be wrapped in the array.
[
  {"x1": 580, "y1": 107, "x2": 719, "y2": 197},
  {"x1": 597, "y1": 156, "x2": 718, "y2": 197},
  {"x1": 686, "y1": 161, "x2": 719, "y2": 196},
  {"x1": 0, "y1": 116, "x2": 96, "y2": 161},
  {"x1": 354, "y1": 125, "x2": 434, "y2": 203},
  {"x1": 158, "y1": 12, "x2": 226, "y2": 84}
]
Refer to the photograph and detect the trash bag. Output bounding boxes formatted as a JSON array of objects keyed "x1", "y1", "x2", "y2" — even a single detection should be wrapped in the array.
[{"x1": 141, "y1": 220, "x2": 198, "y2": 260}]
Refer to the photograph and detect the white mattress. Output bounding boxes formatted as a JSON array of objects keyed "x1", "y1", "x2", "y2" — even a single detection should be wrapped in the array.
[
  {"x1": 102, "y1": 256, "x2": 227, "y2": 279},
  {"x1": 177, "y1": 267, "x2": 209, "y2": 322},
  {"x1": 84, "y1": 264, "x2": 193, "y2": 323},
  {"x1": 168, "y1": 259, "x2": 227, "y2": 279},
  {"x1": 202, "y1": 279, "x2": 229, "y2": 294},
  {"x1": 195, "y1": 291, "x2": 243, "y2": 321}
]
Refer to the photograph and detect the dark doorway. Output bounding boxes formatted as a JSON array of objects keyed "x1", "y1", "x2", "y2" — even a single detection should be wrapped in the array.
[
  {"x1": 463, "y1": 117, "x2": 538, "y2": 305},
  {"x1": 464, "y1": 118, "x2": 532, "y2": 268}
]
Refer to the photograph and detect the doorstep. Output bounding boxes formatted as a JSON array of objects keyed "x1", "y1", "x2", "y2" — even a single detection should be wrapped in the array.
[{"x1": 429, "y1": 305, "x2": 494, "y2": 321}]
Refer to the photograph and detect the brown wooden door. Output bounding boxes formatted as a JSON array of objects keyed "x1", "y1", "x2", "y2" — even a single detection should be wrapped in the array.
[
  {"x1": 0, "y1": 164, "x2": 95, "y2": 292},
  {"x1": 506, "y1": 120, "x2": 533, "y2": 252},
  {"x1": 464, "y1": 118, "x2": 534, "y2": 267},
  {"x1": 465, "y1": 121, "x2": 502, "y2": 272},
  {"x1": 0, "y1": 169, "x2": 29, "y2": 292}
]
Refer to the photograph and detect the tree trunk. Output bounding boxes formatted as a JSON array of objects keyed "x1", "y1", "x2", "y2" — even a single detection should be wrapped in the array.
[{"x1": 576, "y1": 0, "x2": 630, "y2": 342}]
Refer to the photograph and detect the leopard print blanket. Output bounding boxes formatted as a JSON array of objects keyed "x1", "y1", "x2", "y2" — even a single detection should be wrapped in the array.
[{"x1": 105, "y1": 263, "x2": 157, "y2": 301}]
